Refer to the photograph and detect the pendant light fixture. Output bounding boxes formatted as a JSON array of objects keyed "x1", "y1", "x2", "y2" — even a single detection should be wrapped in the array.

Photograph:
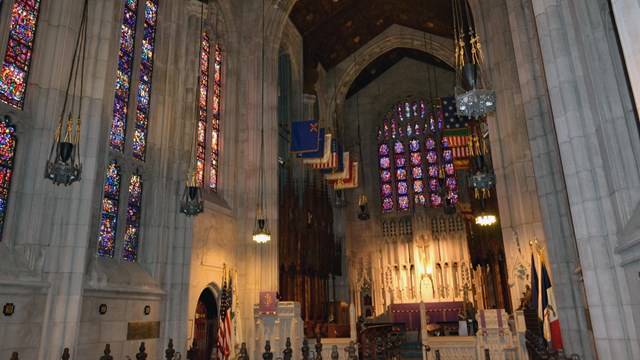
[
  {"x1": 252, "y1": 0, "x2": 271, "y2": 243},
  {"x1": 354, "y1": 53, "x2": 369, "y2": 221},
  {"x1": 180, "y1": 1, "x2": 207, "y2": 216},
  {"x1": 45, "y1": 0, "x2": 89, "y2": 186},
  {"x1": 452, "y1": 0, "x2": 495, "y2": 118}
]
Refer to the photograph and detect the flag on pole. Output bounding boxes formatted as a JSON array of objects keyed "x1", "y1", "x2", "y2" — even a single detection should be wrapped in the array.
[
  {"x1": 541, "y1": 261, "x2": 563, "y2": 349},
  {"x1": 296, "y1": 128, "x2": 325, "y2": 159},
  {"x1": 440, "y1": 97, "x2": 468, "y2": 129},
  {"x1": 530, "y1": 253, "x2": 539, "y2": 314},
  {"x1": 312, "y1": 138, "x2": 338, "y2": 170},
  {"x1": 224, "y1": 276, "x2": 233, "y2": 358},
  {"x1": 333, "y1": 161, "x2": 358, "y2": 189},
  {"x1": 320, "y1": 143, "x2": 344, "y2": 174},
  {"x1": 302, "y1": 132, "x2": 332, "y2": 165},
  {"x1": 327, "y1": 158, "x2": 353, "y2": 185},
  {"x1": 324, "y1": 152, "x2": 350, "y2": 181},
  {"x1": 217, "y1": 272, "x2": 230, "y2": 359},
  {"x1": 443, "y1": 128, "x2": 470, "y2": 169},
  {"x1": 290, "y1": 120, "x2": 320, "y2": 153},
  {"x1": 232, "y1": 270, "x2": 244, "y2": 357}
]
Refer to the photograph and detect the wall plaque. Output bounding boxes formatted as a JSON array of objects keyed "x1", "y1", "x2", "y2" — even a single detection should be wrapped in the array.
[{"x1": 127, "y1": 321, "x2": 160, "y2": 340}]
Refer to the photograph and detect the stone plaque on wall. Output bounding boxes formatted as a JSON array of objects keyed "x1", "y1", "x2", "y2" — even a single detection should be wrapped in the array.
[{"x1": 127, "y1": 321, "x2": 160, "y2": 340}]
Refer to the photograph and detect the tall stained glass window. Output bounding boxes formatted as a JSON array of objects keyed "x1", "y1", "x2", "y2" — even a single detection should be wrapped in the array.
[
  {"x1": 98, "y1": 0, "x2": 159, "y2": 261},
  {"x1": 132, "y1": 0, "x2": 158, "y2": 161},
  {"x1": 0, "y1": 116, "x2": 16, "y2": 241},
  {"x1": 376, "y1": 98, "x2": 461, "y2": 213},
  {"x1": 209, "y1": 44, "x2": 222, "y2": 192},
  {"x1": 195, "y1": 32, "x2": 210, "y2": 188},
  {"x1": 98, "y1": 161, "x2": 121, "y2": 258},
  {"x1": 110, "y1": 0, "x2": 139, "y2": 151},
  {"x1": 123, "y1": 172, "x2": 142, "y2": 261},
  {"x1": 0, "y1": 0, "x2": 42, "y2": 109}
]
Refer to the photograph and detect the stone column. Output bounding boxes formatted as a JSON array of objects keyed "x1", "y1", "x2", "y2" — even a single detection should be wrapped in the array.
[
  {"x1": 3, "y1": 0, "x2": 116, "y2": 358},
  {"x1": 154, "y1": 0, "x2": 197, "y2": 354},
  {"x1": 528, "y1": 0, "x2": 640, "y2": 358},
  {"x1": 610, "y1": 0, "x2": 640, "y2": 125},
  {"x1": 470, "y1": 0, "x2": 596, "y2": 355}
]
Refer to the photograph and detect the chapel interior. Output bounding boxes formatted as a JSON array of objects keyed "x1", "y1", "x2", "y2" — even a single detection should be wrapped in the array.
[{"x1": 0, "y1": 0, "x2": 640, "y2": 359}]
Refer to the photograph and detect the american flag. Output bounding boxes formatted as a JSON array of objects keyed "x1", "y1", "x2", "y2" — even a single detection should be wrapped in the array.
[
  {"x1": 440, "y1": 97, "x2": 468, "y2": 129},
  {"x1": 217, "y1": 273, "x2": 231, "y2": 359},
  {"x1": 312, "y1": 138, "x2": 338, "y2": 170},
  {"x1": 444, "y1": 128, "x2": 470, "y2": 169}
]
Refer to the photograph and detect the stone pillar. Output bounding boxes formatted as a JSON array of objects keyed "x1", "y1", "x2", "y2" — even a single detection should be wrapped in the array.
[
  {"x1": 470, "y1": 0, "x2": 596, "y2": 355},
  {"x1": 527, "y1": 0, "x2": 640, "y2": 358},
  {"x1": 610, "y1": 0, "x2": 640, "y2": 124},
  {"x1": 19, "y1": 0, "x2": 116, "y2": 358},
  {"x1": 155, "y1": 0, "x2": 198, "y2": 354}
]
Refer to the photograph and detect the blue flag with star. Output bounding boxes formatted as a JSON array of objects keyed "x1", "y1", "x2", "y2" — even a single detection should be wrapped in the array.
[
  {"x1": 290, "y1": 119, "x2": 320, "y2": 153},
  {"x1": 441, "y1": 97, "x2": 468, "y2": 129}
]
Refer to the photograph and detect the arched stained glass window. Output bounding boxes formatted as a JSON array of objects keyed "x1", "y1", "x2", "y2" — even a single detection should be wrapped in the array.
[
  {"x1": 209, "y1": 44, "x2": 222, "y2": 192},
  {"x1": 376, "y1": 98, "x2": 461, "y2": 213},
  {"x1": 0, "y1": 0, "x2": 42, "y2": 109},
  {"x1": 98, "y1": 161, "x2": 121, "y2": 258},
  {"x1": 0, "y1": 116, "x2": 16, "y2": 241},
  {"x1": 98, "y1": 0, "x2": 159, "y2": 261}
]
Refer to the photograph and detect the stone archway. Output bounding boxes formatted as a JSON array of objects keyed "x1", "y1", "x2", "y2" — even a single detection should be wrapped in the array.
[{"x1": 193, "y1": 287, "x2": 218, "y2": 360}]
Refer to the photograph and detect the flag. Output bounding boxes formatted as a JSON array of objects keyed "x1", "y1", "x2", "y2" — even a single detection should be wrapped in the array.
[
  {"x1": 530, "y1": 253, "x2": 539, "y2": 314},
  {"x1": 312, "y1": 138, "x2": 338, "y2": 170},
  {"x1": 440, "y1": 97, "x2": 468, "y2": 129},
  {"x1": 320, "y1": 144, "x2": 344, "y2": 174},
  {"x1": 217, "y1": 272, "x2": 230, "y2": 359},
  {"x1": 327, "y1": 159, "x2": 353, "y2": 186},
  {"x1": 324, "y1": 152, "x2": 350, "y2": 181},
  {"x1": 303, "y1": 132, "x2": 332, "y2": 165},
  {"x1": 443, "y1": 128, "x2": 470, "y2": 169},
  {"x1": 296, "y1": 128, "x2": 325, "y2": 158},
  {"x1": 232, "y1": 270, "x2": 244, "y2": 357},
  {"x1": 541, "y1": 261, "x2": 563, "y2": 349},
  {"x1": 224, "y1": 276, "x2": 233, "y2": 358},
  {"x1": 333, "y1": 161, "x2": 358, "y2": 189},
  {"x1": 290, "y1": 120, "x2": 320, "y2": 153}
]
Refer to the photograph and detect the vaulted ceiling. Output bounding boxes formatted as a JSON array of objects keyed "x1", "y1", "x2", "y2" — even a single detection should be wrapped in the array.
[{"x1": 289, "y1": 0, "x2": 456, "y2": 94}]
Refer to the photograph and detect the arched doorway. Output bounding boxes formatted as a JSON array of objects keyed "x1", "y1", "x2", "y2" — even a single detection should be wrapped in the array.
[{"x1": 194, "y1": 288, "x2": 218, "y2": 360}]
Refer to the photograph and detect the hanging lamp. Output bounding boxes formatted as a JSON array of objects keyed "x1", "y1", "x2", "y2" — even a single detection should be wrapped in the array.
[
  {"x1": 45, "y1": 0, "x2": 89, "y2": 186},
  {"x1": 452, "y1": 0, "x2": 495, "y2": 118},
  {"x1": 353, "y1": 52, "x2": 369, "y2": 221},
  {"x1": 180, "y1": 1, "x2": 207, "y2": 216},
  {"x1": 252, "y1": 0, "x2": 271, "y2": 243}
]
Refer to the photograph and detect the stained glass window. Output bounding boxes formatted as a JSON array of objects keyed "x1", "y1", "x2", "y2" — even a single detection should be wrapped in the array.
[
  {"x1": 123, "y1": 172, "x2": 143, "y2": 262},
  {"x1": 132, "y1": 0, "x2": 159, "y2": 161},
  {"x1": 376, "y1": 98, "x2": 461, "y2": 213},
  {"x1": 0, "y1": 117, "x2": 16, "y2": 241},
  {"x1": 98, "y1": 161, "x2": 121, "y2": 258},
  {"x1": 195, "y1": 32, "x2": 210, "y2": 188},
  {"x1": 378, "y1": 142, "x2": 393, "y2": 212},
  {"x1": 109, "y1": 0, "x2": 139, "y2": 151},
  {"x1": 394, "y1": 140, "x2": 409, "y2": 211},
  {"x1": 99, "y1": 0, "x2": 159, "y2": 260},
  {"x1": 0, "y1": 0, "x2": 42, "y2": 109},
  {"x1": 209, "y1": 44, "x2": 222, "y2": 192}
]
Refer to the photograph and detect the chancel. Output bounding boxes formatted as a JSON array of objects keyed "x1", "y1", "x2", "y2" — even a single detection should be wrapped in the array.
[{"x1": 1, "y1": 0, "x2": 640, "y2": 359}]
